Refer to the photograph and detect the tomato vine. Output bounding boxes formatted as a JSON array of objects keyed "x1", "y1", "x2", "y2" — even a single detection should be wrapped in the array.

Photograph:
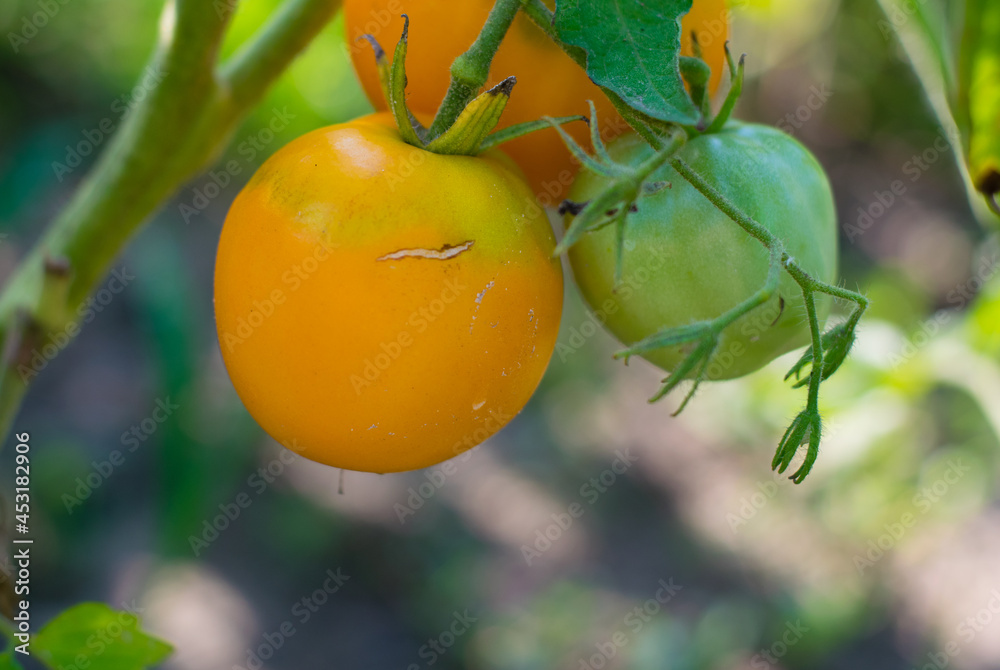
[
  {"x1": 510, "y1": 5, "x2": 869, "y2": 482},
  {"x1": 0, "y1": 0, "x2": 870, "y2": 483}
]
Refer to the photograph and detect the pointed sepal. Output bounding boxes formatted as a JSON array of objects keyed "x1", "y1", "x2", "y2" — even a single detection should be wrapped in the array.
[
  {"x1": 614, "y1": 322, "x2": 719, "y2": 412},
  {"x1": 479, "y1": 114, "x2": 587, "y2": 152},
  {"x1": 679, "y1": 56, "x2": 711, "y2": 120},
  {"x1": 784, "y1": 320, "x2": 858, "y2": 388},
  {"x1": 426, "y1": 77, "x2": 517, "y2": 154},
  {"x1": 772, "y1": 409, "x2": 822, "y2": 484},
  {"x1": 706, "y1": 45, "x2": 745, "y2": 134}
]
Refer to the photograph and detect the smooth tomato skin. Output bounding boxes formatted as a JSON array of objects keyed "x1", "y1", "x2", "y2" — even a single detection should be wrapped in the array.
[
  {"x1": 214, "y1": 113, "x2": 563, "y2": 473},
  {"x1": 344, "y1": 0, "x2": 728, "y2": 198},
  {"x1": 567, "y1": 124, "x2": 837, "y2": 380}
]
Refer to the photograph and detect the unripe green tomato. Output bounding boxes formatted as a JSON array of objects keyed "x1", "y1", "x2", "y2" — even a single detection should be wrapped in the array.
[{"x1": 566, "y1": 123, "x2": 838, "y2": 380}]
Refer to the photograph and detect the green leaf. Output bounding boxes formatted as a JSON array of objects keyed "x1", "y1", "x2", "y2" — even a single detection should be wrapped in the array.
[
  {"x1": 32, "y1": 603, "x2": 173, "y2": 670},
  {"x1": 554, "y1": 0, "x2": 699, "y2": 124},
  {"x1": 0, "y1": 652, "x2": 26, "y2": 670},
  {"x1": 958, "y1": 0, "x2": 1000, "y2": 207},
  {"x1": 877, "y1": 0, "x2": 957, "y2": 96},
  {"x1": 875, "y1": 0, "x2": 999, "y2": 216}
]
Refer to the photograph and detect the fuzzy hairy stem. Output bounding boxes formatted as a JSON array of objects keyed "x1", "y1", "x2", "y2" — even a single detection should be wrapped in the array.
[
  {"x1": 517, "y1": 4, "x2": 867, "y2": 481},
  {"x1": 427, "y1": 0, "x2": 523, "y2": 137},
  {"x1": 802, "y1": 291, "x2": 825, "y2": 408},
  {"x1": 670, "y1": 157, "x2": 869, "y2": 310},
  {"x1": 671, "y1": 156, "x2": 867, "y2": 481}
]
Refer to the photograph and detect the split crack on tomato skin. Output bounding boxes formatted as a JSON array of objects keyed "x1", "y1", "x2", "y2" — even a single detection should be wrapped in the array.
[{"x1": 376, "y1": 240, "x2": 475, "y2": 261}]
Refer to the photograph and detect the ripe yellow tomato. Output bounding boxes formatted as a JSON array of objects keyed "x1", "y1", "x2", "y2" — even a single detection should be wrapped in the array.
[
  {"x1": 214, "y1": 113, "x2": 563, "y2": 473},
  {"x1": 344, "y1": 0, "x2": 729, "y2": 200}
]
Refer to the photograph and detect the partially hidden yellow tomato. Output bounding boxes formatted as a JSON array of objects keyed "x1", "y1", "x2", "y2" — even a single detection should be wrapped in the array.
[
  {"x1": 344, "y1": 0, "x2": 729, "y2": 200},
  {"x1": 214, "y1": 113, "x2": 563, "y2": 473}
]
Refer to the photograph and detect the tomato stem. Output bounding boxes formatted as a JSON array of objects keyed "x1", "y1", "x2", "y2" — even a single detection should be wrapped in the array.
[
  {"x1": 670, "y1": 155, "x2": 870, "y2": 482},
  {"x1": 670, "y1": 157, "x2": 870, "y2": 309},
  {"x1": 426, "y1": 78, "x2": 517, "y2": 154},
  {"x1": 803, "y1": 291, "x2": 825, "y2": 408},
  {"x1": 521, "y1": 3, "x2": 866, "y2": 482},
  {"x1": 518, "y1": 0, "x2": 555, "y2": 34},
  {"x1": 427, "y1": 0, "x2": 523, "y2": 138},
  {"x1": 792, "y1": 290, "x2": 825, "y2": 483},
  {"x1": 553, "y1": 132, "x2": 685, "y2": 257},
  {"x1": 555, "y1": 114, "x2": 867, "y2": 482}
]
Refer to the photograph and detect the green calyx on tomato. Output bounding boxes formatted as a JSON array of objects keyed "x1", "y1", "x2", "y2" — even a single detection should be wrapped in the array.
[
  {"x1": 552, "y1": 45, "x2": 747, "y2": 264},
  {"x1": 680, "y1": 39, "x2": 745, "y2": 132},
  {"x1": 360, "y1": 16, "x2": 584, "y2": 157}
]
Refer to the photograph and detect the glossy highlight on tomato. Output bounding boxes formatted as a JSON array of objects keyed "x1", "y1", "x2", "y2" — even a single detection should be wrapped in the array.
[
  {"x1": 214, "y1": 113, "x2": 563, "y2": 473},
  {"x1": 567, "y1": 123, "x2": 838, "y2": 380},
  {"x1": 344, "y1": 0, "x2": 729, "y2": 198}
]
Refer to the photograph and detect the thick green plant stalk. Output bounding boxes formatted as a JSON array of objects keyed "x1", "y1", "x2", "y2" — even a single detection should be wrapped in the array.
[{"x1": 0, "y1": 0, "x2": 343, "y2": 448}]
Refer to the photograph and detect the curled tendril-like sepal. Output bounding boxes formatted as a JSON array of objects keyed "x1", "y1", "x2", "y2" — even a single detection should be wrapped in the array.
[
  {"x1": 772, "y1": 409, "x2": 822, "y2": 484},
  {"x1": 363, "y1": 17, "x2": 587, "y2": 155},
  {"x1": 785, "y1": 319, "x2": 858, "y2": 388},
  {"x1": 705, "y1": 45, "x2": 745, "y2": 134},
  {"x1": 361, "y1": 20, "x2": 426, "y2": 147},
  {"x1": 614, "y1": 323, "x2": 719, "y2": 414},
  {"x1": 550, "y1": 106, "x2": 684, "y2": 283},
  {"x1": 546, "y1": 87, "x2": 871, "y2": 488}
]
